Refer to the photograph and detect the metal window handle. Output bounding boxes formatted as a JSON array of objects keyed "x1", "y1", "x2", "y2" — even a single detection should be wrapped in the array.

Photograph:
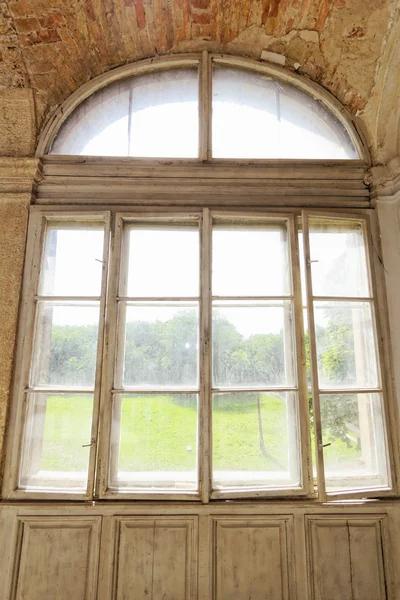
[{"x1": 82, "y1": 438, "x2": 96, "y2": 448}]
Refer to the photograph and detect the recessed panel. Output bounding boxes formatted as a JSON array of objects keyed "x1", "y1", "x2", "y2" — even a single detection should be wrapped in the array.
[
  {"x1": 13, "y1": 517, "x2": 100, "y2": 600},
  {"x1": 214, "y1": 518, "x2": 291, "y2": 600},
  {"x1": 114, "y1": 518, "x2": 197, "y2": 599},
  {"x1": 307, "y1": 517, "x2": 387, "y2": 600}
]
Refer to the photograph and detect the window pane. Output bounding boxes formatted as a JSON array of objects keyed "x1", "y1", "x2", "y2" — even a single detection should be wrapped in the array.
[
  {"x1": 30, "y1": 302, "x2": 100, "y2": 388},
  {"x1": 19, "y1": 393, "x2": 93, "y2": 492},
  {"x1": 321, "y1": 393, "x2": 389, "y2": 492},
  {"x1": 120, "y1": 302, "x2": 199, "y2": 388},
  {"x1": 110, "y1": 394, "x2": 198, "y2": 491},
  {"x1": 124, "y1": 226, "x2": 199, "y2": 297},
  {"x1": 314, "y1": 301, "x2": 379, "y2": 389},
  {"x1": 212, "y1": 66, "x2": 358, "y2": 159},
  {"x1": 308, "y1": 219, "x2": 370, "y2": 298},
  {"x1": 212, "y1": 224, "x2": 291, "y2": 297},
  {"x1": 51, "y1": 69, "x2": 199, "y2": 158},
  {"x1": 212, "y1": 392, "x2": 300, "y2": 489},
  {"x1": 39, "y1": 225, "x2": 104, "y2": 297},
  {"x1": 212, "y1": 301, "x2": 295, "y2": 388}
]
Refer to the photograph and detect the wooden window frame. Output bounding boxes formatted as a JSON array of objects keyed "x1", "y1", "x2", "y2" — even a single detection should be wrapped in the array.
[
  {"x1": 3, "y1": 53, "x2": 398, "y2": 502},
  {"x1": 2, "y1": 204, "x2": 398, "y2": 502},
  {"x1": 36, "y1": 51, "x2": 369, "y2": 162}
]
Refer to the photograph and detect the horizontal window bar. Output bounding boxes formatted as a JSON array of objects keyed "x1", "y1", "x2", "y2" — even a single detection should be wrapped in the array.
[
  {"x1": 117, "y1": 296, "x2": 199, "y2": 302},
  {"x1": 312, "y1": 296, "x2": 373, "y2": 303},
  {"x1": 212, "y1": 387, "x2": 298, "y2": 394},
  {"x1": 318, "y1": 388, "x2": 383, "y2": 395},
  {"x1": 212, "y1": 295, "x2": 293, "y2": 301},
  {"x1": 34, "y1": 296, "x2": 101, "y2": 302},
  {"x1": 112, "y1": 388, "x2": 200, "y2": 394},
  {"x1": 25, "y1": 387, "x2": 95, "y2": 394}
]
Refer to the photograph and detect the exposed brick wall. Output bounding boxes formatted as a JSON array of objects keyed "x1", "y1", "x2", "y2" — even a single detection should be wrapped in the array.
[{"x1": 0, "y1": 0, "x2": 398, "y2": 141}]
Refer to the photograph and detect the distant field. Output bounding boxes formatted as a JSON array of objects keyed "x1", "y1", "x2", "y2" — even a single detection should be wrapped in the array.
[{"x1": 38, "y1": 394, "x2": 359, "y2": 474}]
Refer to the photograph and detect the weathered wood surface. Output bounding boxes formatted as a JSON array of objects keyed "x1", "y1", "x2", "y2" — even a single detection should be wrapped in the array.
[{"x1": 0, "y1": 502, "x2": 399, "y2": 600}]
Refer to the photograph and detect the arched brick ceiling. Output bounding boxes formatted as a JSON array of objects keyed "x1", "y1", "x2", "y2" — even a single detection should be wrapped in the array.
[{"x1": 0, "y1": 0, "x2": 399, "y2": 160}]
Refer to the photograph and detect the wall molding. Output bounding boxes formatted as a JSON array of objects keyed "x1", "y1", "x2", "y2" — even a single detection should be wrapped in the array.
[
  {"x1": 0, "y1": 158, "x2": 42, "y2": 195},
  {"x1": 367, "y1": 155, "x2": 400, "y2": 203}
]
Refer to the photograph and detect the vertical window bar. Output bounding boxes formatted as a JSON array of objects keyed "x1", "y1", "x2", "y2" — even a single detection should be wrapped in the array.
[
  {"x1": 199, "y1": 50, "x2": 212, "y2": 161},
  {"x1": 88, "y1": 212, "x2": 111, "y2": 499},
  {"x1": 363, "y1": 215, "x2": 398, "y2": 493},
  {"x1": 302, "y1": 211, "x2": 327, "y2": 501},
  {"x1": 199, "y1": 208, "x2": 212, "y2": 502},
  {"x1": 96, "y1": 213, "x2": 123, "y2": 497},
  {"x1": 288, "y1": 214, "x2": 313, "y2": 494}
]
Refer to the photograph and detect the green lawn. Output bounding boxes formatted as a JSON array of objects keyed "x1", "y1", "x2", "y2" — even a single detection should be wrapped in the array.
[{"x1": 38, "y1": 393, "x2": 360, "y2": 474}]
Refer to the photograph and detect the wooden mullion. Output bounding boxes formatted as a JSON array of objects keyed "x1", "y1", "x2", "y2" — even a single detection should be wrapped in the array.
[
  {"x1": 199, "y1": 208, "x2": 212, "y2": 502},
  {"x1": 302, "y1": 210, "x2": 327, "y2": 501},
  {"x1": 96, "y1": 213, "x2": 123, "y2": 498},
  {"x1": 199, "y1": 50, "x2": 212, "y2": 161},
  {"x1": 288, "y1": 214, "x2": 313, "y2": 495},
  {"x1": 88, "y1": 212, "x2": 111, "y2": 500}
]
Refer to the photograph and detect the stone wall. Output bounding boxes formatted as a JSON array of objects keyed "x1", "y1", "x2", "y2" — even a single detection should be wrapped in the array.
[{"x1": 0, "y1": 159, "x2": 38, "y2": 487}]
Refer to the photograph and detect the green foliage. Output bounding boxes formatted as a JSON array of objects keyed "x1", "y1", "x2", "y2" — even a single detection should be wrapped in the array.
[
  {"x1": 47, "y1": 305, "x2": 358, "y2": 450},
  {"x1": 306, "y1": 308, "x2": 359, "y2": 447}
]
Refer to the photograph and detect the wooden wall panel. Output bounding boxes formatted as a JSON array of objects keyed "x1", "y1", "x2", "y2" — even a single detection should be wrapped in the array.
[
  {"x1": 11, "y1": 517, "x2": 101, "y2": 600},
  {"x1": 112, "y1": 517, "x2": 197, "y2": 600},
  {"x1": 213, "y1": 517, "x2": 292, "y2": 600},
  {"x1": 306, "y1": 516, "x2": 388, "y2": 600}
]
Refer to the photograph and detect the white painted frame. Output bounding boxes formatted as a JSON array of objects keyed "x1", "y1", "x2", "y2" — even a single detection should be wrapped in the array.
[
  {"x1": 302, "y1": 210, "x2": 399, "y2": 501},
  {"x1": 2, "y1": 209, "x2": 111, "y2": 500},
  {"x1": 3, "y1": 204, "x2": 397, "y2": 502},
  {"x1": 35, "y1": 52, "x2": 370, "y2": 164}
]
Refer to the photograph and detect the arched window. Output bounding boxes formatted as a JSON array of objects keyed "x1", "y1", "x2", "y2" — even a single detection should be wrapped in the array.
[
  {"x1": 43, "y1": 56, "x2": 361, "y2": 160},
  {"x1": 4, "y1": 54, "x2": 395, "y2": 505}
]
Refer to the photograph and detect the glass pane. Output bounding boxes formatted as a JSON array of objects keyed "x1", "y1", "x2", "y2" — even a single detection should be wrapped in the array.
[
  {"x1": 110, "y1": 394, "x2": 198, "y2": 491},
  {"x1": 212, "y1": 223, "x2": 290, "y2": 296},
  {"x1": 212, "y1": 301, "x2": 295, "y2": 388},
  {"x1": 39, "y1": 225, "x2": 104, "y2": 297},
  {"x1": 30, "y1": 302, "x2": 99, "y2": 388},
  {"x1": 321, "y1": 393, "x2": 389, "y2": 492},
  {"x1": 120, "y1": 302, "x2": 199, "y2": 388},
  {"x1": 124, "y1": 225, "x2": 199, "y2": 297},
  {"x1": 51, "y1": 69, "x2": 199, "y2": 158},
  {"x1": 314, "y1": 301, "x2": 379, "y2": 389},
  {"x1": 212, "y1": 392, "x2": 300, "y2": 489},
  {"x1": 19, "y1": 393, "x2": 93, "y2": 491},
  {"x1": 308, "y1": 219, "x2": 370, "y2": 298},
  {"x1": 212, "y1": 66, "x2": 358, "y2": 159}
]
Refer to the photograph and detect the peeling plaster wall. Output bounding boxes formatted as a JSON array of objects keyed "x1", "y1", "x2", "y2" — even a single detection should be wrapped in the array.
[{"x1": 362, "y1": 3, "x2": 400, "y2": 163}]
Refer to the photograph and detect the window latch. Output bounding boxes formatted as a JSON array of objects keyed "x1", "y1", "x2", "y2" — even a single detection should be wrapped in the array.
[{"x1": 82, "y1": 437, "x2": 96, "y2": 448}]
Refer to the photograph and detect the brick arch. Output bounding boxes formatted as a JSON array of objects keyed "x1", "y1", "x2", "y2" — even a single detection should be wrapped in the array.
[{"x1": 0, "y1": 0, "x2": 399, "y2": 162}]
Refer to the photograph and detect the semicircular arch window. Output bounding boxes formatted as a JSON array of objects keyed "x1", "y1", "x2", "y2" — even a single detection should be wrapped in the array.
[{"x1": 49, "y1": 62, "x2": 359, "y2": 160}]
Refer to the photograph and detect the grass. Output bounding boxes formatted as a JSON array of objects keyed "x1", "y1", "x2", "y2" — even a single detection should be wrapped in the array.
[{"x1": 38, "y1": 393, "x2": 360, "y2": 474}]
